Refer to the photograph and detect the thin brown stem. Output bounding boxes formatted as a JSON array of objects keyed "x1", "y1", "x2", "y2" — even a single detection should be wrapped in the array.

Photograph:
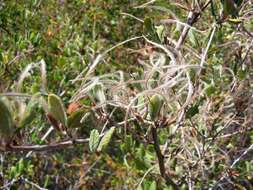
[
  {"x1": 1, "y1": 137, "x2": 91, "y2": 152},
  {"x1": 151, "y1": 125, "x2": 179, "y2": 190}
]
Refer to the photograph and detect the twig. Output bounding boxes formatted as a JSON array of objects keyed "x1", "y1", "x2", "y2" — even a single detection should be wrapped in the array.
[
  {"x1": 136, "y1": 166, "x2": 155, "y2": 189},
  {"x1": 230, "y1": 143, "x2": 253, "y2": 168},
  {"x1": 0, "y1": 26, "x2": 11, "y2": 36},
  {"x1": 144, "y1": 37, "x2": 177, "y2": 65},
  {"x1": 151, "y1": 124, "x2": 179, "y2": 190},
  {"x1": 0, "y1": 179, "x2": 18, "y2": 189},
  {"x1": 207, "y1": 124, "x2": 253, "y2": 141},
  {"x1": 120, "y1": 12, "x2": 144, "y2": 23},
  {"x1": 175, "y1": 0, "x2": 212, "y2": 50},
  {"x1": 211, "y1": 141, "x2": 253, "y2": 189},
  {"x1": 134, "y1": 0, "x2": 156, "y2": 8},
  {"x1": 241, "y1": 24, "x2": 253, "y2": 39},
  {"x1": 21, "y1": 177, "x2": 48, "y2": 190},
  {"x1": 199, "y1": 24, "x2": 217, "y2": 69},
  {"x1": 71, "y1": 36, "x2": 142, "y2": 84},
  {"x1": 195, "y1": 23, "x2": 217, "y2": 77},
  {"x1": 175, "y1": 11, "x2": 198, "y2": 50},
  {"x1": 7, "y1": 47, "x2": 34, "y2": 65},
  {"x1": 0, "y1": 93, "x2": 32, "y2": 98},
  {"x1": 26, "y1": 126, "x2": 54, "y2": 157},
  {"x1": 1, "y1": 118, "x2": 129, "y2": 153},
  {"x1": 2, "y1": 137, "x2": 92, "y2": 152}
]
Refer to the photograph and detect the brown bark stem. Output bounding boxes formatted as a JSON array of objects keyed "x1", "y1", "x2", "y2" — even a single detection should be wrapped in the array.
[
  {"x1": 175, "y1": 0, "x2": 211, "y2": 50},
  {"x1": 151, "y1": 126, "x2": 179, "y2": 190}
]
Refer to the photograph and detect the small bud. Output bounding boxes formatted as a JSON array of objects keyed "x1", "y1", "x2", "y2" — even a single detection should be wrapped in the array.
[{"x1": 148, "y1": 94, "x2": 165, "y2": 121}]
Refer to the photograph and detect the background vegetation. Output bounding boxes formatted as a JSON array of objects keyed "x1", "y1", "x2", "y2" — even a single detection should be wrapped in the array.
[{"x1": 0, "y1": 0, "x2": 253, "y2": 189}]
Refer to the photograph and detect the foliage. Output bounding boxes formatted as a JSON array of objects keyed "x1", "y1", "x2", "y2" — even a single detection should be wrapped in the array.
[{"x1": 0, "y1": 0, "x2": 253, "y2": 189}]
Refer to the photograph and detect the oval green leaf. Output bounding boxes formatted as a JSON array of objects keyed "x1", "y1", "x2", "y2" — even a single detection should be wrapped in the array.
[
  {"x1": 89, "y1": 129, "x2": 100, "y2": 152},
  {"x1": 67, "y1": 109, "x2": 86, "y2": 128},
  {"x1": 0, "y1": 98, "x2": 14, "y2": 138},
  {"x1": 148, "y1": 94, "x2": 165, "y2": 121},
  {"x1": 97, "y1": 127, "x2": 115, "y2": 152},
  {"x1": 48, "y1": 93, "x2": 67, "y2": 127}
]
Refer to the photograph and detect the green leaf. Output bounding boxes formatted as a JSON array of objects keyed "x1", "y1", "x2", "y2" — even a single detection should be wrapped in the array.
[
  {"x1": 148, "y1": 94, "x2": 165, "y2": 121},
  {"x1": 97, "y1": 127, "x2": 115, "y2": 152},
  {"x1": 211, "y1": 0, "x2": 218, "y2": 20},
  {"x1": 67, "y1": 109, "x2": 86, "y2": 128},
  {"x1": 44, "y1": 175, "x2": 50, "y2": 188},
  {"x1": 186, "y1": 103, "x2": 199, "y2": 119},
  {"x1": 188, "y1": 29, "x2": 199, "y2": 47},
  {"x1": 19, "y1": 100, "x2": 38, "y2": 128},
  {"x1": 238, "y1": 69, "x2": 247, "y2": 80},
  {"x1": 89, "y1": 129, "x2": 100, "y2": 152},
  {"x1": 48, "y1": 93, "x2": 67, "y2": 127},
  {"x1": 204, "y1": 84, "x2": 216, "y2": 97},
  {"x1": 0, "y1": 98, "x2": 14, "y2": 138},
  {"x1": 228, "y1": 18, "x2": 242, "y2": 24},
  {"x1": 143, "y1": 17, "x2": 159, "y2": 41},
  {"x1": 155, "y1": 25, "x2": 165, "y2": 42},
  {"x1": 149, "y1": 181, "x2": 156, "y2": 190},
  {"x1": 144, "y1": 17, "x2": 154, "y2": 34},
  {"x1": 17, "y1": 159, "x2": 24, "y2": 174},
  {"x1": 10, "y1": 166, "x2": 17, "y2": 178}
]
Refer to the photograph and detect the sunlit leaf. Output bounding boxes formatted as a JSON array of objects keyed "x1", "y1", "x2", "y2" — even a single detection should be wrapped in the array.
[
  {"x1": 48, "y1": 93, "x2": 67, "y2": 127},
  {"x1": 89, "y1": 129, "x2": 100, "y2": 152},
  {"x1": 148, "y1": 94, "x2": 165, "y2": 121},
  {"x1": 97, "y1": 127, "x2": 115, "y2": 152}
]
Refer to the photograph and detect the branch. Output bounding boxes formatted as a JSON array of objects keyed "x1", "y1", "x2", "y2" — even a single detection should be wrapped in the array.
[
  {"x1": 21, "y1": 177, "x2": 48, "y2": 190},
  {"x1": 2, "y1": 119, "x2": 125, "y2": 153},
  {"x1": 0, "y1": 25, "x2": 12, "y2": 36},
  {"x1": 1, "y1": 137, "x2": 92, "y2": 152},
  {"x1": 151, "y1": 125, "x2": 179, "y2": 190},
  {"x1": 175, "y1": 0, "x2": 212, "y2": 50}
]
